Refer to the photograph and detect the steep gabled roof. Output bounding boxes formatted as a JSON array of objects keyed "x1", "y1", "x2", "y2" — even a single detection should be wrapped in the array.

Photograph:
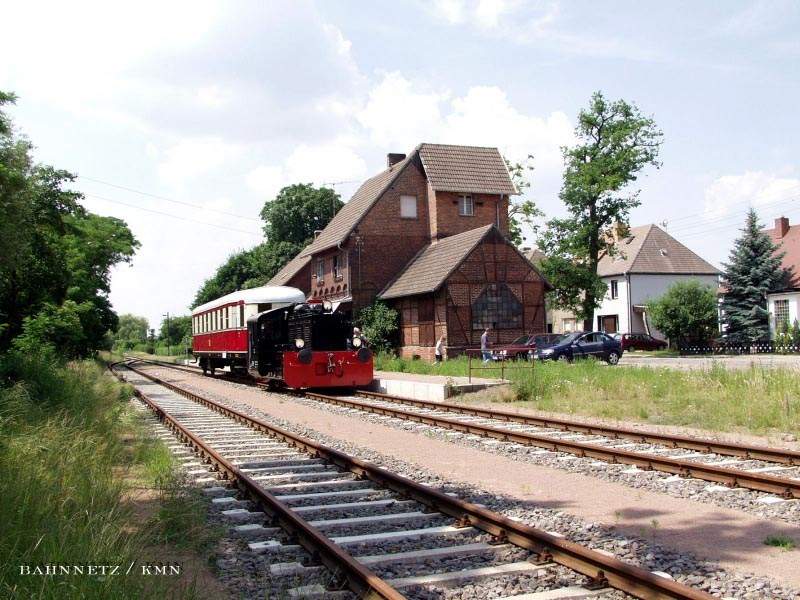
[
  {"x1": 597, "y1": 224, "x2": 719, "y2": 277},
  {"x1": 298, "y1": 153, "x2": 415, "y2": 258},
  {"x1": 378, "y1": 224, "x2": 550, "y2": 300},
  {"x1": 765, "y1": 220, "x2": 800, "y2": 289},
  {"x1": 378, "y1": 225, "x2": 495, "y2": 299},
  {"x1": 267, "y1": 253, "x2": 311, "y2": 286},
  {"x1": 418, "y1": 144, "x2": 517, "y2": 195}
]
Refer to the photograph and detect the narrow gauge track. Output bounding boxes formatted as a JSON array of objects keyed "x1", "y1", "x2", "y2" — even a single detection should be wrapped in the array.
[
  {"x1": 131, "y1": 358, "x2": 800, "y2": 499},
  {"x1": 116, "y1": 360, "x2": 713, "y2": 600}
]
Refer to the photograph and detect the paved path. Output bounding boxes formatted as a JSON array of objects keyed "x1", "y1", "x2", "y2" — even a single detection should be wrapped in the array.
[{"x1": 144, "y1": 365, "x2": 800, "y2": 589}]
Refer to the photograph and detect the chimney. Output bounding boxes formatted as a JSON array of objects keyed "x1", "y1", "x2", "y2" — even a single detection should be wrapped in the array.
[
  {"x1": 776, "y1": 216, "x2": 790, "y2": 238},
  {"x1": 387, "y1": 153, "x2": 406, "y2": 168}
]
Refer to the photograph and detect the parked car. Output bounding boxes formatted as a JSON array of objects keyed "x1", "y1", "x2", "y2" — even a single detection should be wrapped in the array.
[
  {"x1": 537, "y1": 331, "x2": 623, "y2": 364},
  {"x1": 612, "y1": 333, "x2": 668, "y2": 352},
  {"x1": 492, "y1": 333, "x2": 563, "y2": 360}
]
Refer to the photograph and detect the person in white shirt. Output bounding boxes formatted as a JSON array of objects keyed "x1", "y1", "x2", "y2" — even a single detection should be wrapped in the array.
[
  {"x1": 480, "y1": 327, "x2": 491, "y2": 363},
  {"x1": 434, "y1": 335, "x2": 446, "y2": 363}
]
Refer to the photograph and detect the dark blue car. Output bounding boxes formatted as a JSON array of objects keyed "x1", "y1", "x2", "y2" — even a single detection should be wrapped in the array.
[{"x1": 536, "y1": 331, "x2": 623, "y2": 365}]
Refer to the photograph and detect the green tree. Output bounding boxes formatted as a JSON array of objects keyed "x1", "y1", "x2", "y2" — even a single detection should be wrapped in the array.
[
  {"x1": 646, "y1": 280, "x2": 718, "y2": 348},
  {"x1": 504, "y1": 155, "x2": 543, "y2": 246},
  {"x1": 11, "y1": 300, "x2": 88, "y2": 359},
  {"x1": 115, "y1": 314, "x2": 148, "y2": 349},
  {"x1": 720, "y1": 209, "x2": 787, "y2": 343},
  {"x1": 356, "y1": 301, "x2": 398, "y2": 353},
  {"x1": 540, "y1": 91, "x2": 663, "y2": 328},
  {"x1": 159, "y1": 315, "x2": 192, "y2": 348},
  {"x1": 193, "y1": 184, "x2": 343, "y2": 307},
  {"x1": 261, "y1": 183, "x2": 343, "y2": 246},
  {"x1": 0, "y1": 91, "x2": 139, "y2": 356}
]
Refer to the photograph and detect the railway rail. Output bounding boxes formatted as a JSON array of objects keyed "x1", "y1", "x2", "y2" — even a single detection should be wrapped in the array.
[
  {"x1": 115, "y1": 359, "x2": 714, "y2": 600},
  {"x1": 131, "y1": 358, "x2": 800, "y2": 500}
]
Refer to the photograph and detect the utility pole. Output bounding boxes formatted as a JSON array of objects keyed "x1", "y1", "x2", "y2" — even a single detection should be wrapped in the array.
[{"x1": 163, "y1": 312, "x2": 170, "y2": 356}]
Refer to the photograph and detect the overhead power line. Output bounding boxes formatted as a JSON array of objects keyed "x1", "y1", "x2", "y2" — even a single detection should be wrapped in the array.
[
  {"x1": 78, "y1": 175, "x2": 261, "y2": 222},
  {"x1": 84, "y1": 194, "x2": 263, "y2": 237}
]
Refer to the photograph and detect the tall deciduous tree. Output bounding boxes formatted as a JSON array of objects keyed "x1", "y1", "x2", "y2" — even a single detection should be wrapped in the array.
[
  {"x1": 261, "y1": 183, "x2": 343, "y2": 246},
  {"x1": 540, "y1": 91, "x2": 663, "y2": 329},
  {"x1": 720, "y1": 209, "x2": 787, "y2": 343},
  {"x1": 504, "y1": 155, "x2": 543, "y2": 246},
  {"x1": 0, "y1": 91, "x2": 139, "y2": 355},
  {"x1": 193, "y1": 184, "x2": 343, "y2": 307},
  {"x1": 115, "y1": 314, "x2": 149, "y2": 348}
]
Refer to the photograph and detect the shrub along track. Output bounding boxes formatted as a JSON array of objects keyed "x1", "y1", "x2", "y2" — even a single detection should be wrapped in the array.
[
  {"x1": 115, "y1": 360, "x2": 714, "y2": 600},
  {"x1": 132, "y1": 358, "x2": 800, "y2": 501}
]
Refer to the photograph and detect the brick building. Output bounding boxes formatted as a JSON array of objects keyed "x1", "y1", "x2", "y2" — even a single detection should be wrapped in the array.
[{"x1": 269, "y1": 143, "x2": 550, "y2": 358}]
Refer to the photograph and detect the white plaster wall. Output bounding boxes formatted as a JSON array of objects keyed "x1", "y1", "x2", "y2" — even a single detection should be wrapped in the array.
[
  {"x1": 630, "y1": 274, "x2": 719, "y2": 336},
  {"x1": 593, "y1": 276, "x2": 629, "y2": 332},
  {"x1": 767, "y1": 292, "x2": 800, "y2": 335}
]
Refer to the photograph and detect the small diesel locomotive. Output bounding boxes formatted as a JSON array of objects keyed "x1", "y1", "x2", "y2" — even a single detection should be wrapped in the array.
[{"x1": 191, "y1": 285, "x2": 373, "y2": 389}]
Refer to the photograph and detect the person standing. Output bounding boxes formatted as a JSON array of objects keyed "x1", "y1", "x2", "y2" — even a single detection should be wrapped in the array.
[
  {"x1": 434, "y1": 335, "x2": 446, "y2": 363},
  {"x1": 480, "y1": 327, "x2": 491, "y2": 363}
]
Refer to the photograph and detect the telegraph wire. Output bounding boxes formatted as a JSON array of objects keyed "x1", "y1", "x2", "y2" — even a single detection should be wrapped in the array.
[
  {"x1": 84, "y1": 194, "x2": 263, "y2": 238},
  {"x1": 77, "y1": 175, "x2": 261, "y2": 222}
]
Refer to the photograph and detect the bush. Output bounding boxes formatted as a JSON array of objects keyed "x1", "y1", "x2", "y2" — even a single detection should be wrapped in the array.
[
  {"x1": 11, "y1": 301, "x2": 90, "y2": 359},
  {"x1": 646, "y1": 280, "x2": 718, "y2": 347},
  {"x1": 356, "y1": 301, "x2": 399, "y2": 353}
]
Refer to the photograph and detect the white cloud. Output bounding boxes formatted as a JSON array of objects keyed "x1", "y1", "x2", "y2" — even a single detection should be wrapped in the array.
[
  {"x1": 432, "y1": 0, "x2": 466, "y2": 24},
  {"x1": 358, "y1": 72, "x2": 449, "y2": 147},
  {"x1": 704, "y1": 171, "x2": 800, "y2": 219},
  {"x1": 157, "y1": 137, "x2": 243, "y2": 190}
]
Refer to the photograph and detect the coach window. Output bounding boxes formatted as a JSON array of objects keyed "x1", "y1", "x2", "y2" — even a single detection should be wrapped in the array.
[{"x1": 239, "y1": 305, "x2": 245, "y2": 328}]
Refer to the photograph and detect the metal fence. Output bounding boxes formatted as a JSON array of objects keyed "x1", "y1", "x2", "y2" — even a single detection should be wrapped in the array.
[
  {"x1": 463, "y1": 348, "x2": 535, "y2": 382},
  {"x1": 679, "y1": 342, "x2": 800, "y2": 356}
]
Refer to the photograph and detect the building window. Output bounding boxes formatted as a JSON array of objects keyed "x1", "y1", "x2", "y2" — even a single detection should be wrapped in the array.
[
  {"x1": 774, "y1": 299, "x2": 790, "y2": 330},
  {"x1": 471, "y1": 283, "x2": 522, "y2": 330},
  {"x1": 610, "y1": 280, "x2": 618, "y2": 299},
  {"x1": 458, "y1": 194, "x2": 474, "y2": 216},
  {"x1": 400, "y1": 195, "x2": 417, "y2": 219},
  {"x1": 316, "y1": 259, "x2": 324, "y2": 281},
  {"x1": 563, "y1": 318, "x2": 575, "y2": 332},
  {"x1": 333, "y1": 253, "x2": 346, "y2": 279}
]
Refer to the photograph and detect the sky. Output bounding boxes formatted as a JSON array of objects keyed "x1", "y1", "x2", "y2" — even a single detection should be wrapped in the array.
[{"x1": 2, "y1": 0, "x2": 799, "y2": 330}]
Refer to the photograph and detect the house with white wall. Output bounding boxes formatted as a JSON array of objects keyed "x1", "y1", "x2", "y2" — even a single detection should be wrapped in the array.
[
  {"x1": 593, "y1": 224, "x2": 720, "y2": 336},
  {"x1": 764, "y1": 216, "x2": 800, "y2": 335}
]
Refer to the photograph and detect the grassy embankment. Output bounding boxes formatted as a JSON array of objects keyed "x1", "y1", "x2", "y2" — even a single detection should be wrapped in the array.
[
  {"x1": 0, "y1": 354, "x2": 222, "y2": 599},
  {"x1": 375, "y1": 354, "x2": 800, "y2": 436}
]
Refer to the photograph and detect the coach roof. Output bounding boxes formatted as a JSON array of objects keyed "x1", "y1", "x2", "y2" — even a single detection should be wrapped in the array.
[{"x1": 191, "y1": 285, "x2": 305, "y2": 315}]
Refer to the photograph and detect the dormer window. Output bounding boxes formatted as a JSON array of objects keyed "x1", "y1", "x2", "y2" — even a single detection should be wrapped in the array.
[{"x1": 458, "y1": 194, "x2": 474, "y2": 216}]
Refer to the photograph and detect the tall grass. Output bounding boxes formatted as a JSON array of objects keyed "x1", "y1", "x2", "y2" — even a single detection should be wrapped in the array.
[
  {"x1": 374, "y1": 353, "x2": 800, "y2": 435},
  {"x1": 0, "y1": 353, "x2": 215, "y2": 599}
]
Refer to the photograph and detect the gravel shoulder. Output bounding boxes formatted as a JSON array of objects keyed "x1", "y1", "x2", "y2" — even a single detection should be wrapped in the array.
[{"x1": 139, "y1": 365, "x2": 800, "y2": 591}]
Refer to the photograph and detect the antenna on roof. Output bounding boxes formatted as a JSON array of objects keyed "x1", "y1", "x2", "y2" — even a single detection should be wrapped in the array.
[{"x1": 660, "y1": 220, "x2": 668, "y2": 229}]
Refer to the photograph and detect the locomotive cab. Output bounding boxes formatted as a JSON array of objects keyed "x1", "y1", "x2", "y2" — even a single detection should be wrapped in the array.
[{"x1": 247, "y1": 302, "x2": 373, "y2": 388}]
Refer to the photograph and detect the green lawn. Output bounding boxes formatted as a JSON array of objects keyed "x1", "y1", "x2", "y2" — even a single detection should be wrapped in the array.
[{"x1": 375, "y1": 353, "x2": 800, "y2": 436}]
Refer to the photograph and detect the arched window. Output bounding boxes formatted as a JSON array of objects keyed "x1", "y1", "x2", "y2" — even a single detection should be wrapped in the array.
[{"x1": 471, "y1": 283, "x2": 522, "y2": 330}]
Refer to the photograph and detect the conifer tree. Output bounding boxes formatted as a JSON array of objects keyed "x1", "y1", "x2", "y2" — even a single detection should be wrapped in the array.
[{"x1": 721, "y1": 209, "x2": 787, "y2": 343}]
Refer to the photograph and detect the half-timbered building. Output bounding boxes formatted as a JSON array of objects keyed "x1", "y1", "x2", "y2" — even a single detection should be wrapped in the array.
[{"x1": 269, "y1": 143, "x2": 550, "y2": 358}]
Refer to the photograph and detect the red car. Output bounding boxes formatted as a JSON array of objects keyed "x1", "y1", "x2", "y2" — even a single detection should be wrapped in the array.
[
  {"x1": 614, "y1": 333, "x2": 668, "y2": 351},
  {"x1": 492, "y1": 334, "x2": 563, "y2": 361}
]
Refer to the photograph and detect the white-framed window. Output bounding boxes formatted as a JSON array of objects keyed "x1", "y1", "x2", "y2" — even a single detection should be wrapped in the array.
[
  {"x1": 316, "y1": 259, "x2": 324, "y2": 280},
  {"x1": 774, "y1": 299, "x2": 790, "y2": 330},
  {"x1": 333, "y1": 254, "x2": 344, "y2": 279},
  {"x1": 610, "y1": 280, "x2": 618, "y2": 300},
  {"x1": 400, "y1": 195, "x2": 417, "y2": 218},
  {"x1": 458, "y1": 194, "x2": 474, "y2": 216}
]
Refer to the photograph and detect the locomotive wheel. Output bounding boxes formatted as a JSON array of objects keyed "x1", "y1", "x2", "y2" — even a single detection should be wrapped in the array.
[{"x1": 200, "y1": 358, "x2": 208, "y2": 375}]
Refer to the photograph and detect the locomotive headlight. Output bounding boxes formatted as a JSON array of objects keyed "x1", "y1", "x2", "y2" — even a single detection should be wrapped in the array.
[
  {"x1": 323, "y1": 300, "x2": 333, "y2": 311},
  {"x1": 294, "y1": 338, "x2": 305, "y2": 349},
  {"x1": 352, "y1": 337, "x2": 362, "y2": 348}
]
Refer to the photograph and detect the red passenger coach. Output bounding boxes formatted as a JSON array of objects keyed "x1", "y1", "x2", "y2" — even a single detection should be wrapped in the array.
[{"x1": 191, "y1": 286, "x2": 305, "y2": 374}]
